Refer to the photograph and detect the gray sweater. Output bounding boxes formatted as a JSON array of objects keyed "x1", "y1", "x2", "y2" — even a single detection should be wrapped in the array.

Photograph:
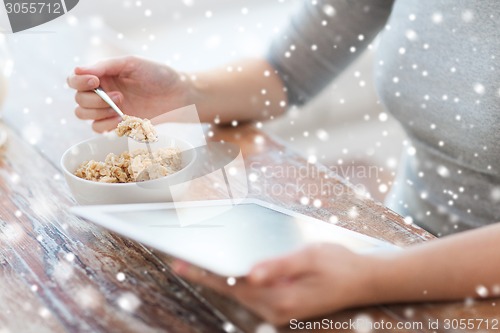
[{"x1": 268, "y1": 0, "x2": 500, "y2": 236}]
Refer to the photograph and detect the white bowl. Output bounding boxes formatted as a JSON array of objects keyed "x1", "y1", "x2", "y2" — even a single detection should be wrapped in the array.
[{"x1": 61, "y1": 134, "x2": 197, "y2": 205}]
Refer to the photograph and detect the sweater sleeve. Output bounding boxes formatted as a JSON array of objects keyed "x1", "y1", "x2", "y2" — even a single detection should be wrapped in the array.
[{"x1": 267, "y1": 0, "x2": 394, "y2": 106}]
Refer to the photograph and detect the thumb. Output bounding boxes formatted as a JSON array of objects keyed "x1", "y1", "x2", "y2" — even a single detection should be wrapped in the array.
[
  {"x1": 75, "y1": 56, "x2": 131, "y2": 77},
  {"x1": 248, "y1": 248, "x2": 313, "y2": 286}
]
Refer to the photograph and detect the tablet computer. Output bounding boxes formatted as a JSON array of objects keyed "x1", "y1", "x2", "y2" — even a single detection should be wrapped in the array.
[{"x1": 71, "y1": 198, "x2": 399, "y2": 277}]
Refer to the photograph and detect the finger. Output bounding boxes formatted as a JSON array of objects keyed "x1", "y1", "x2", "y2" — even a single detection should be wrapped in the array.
[
  {"x1": 75, "y1": 91, "x2": 122, "y2": 109},
  {"x1": 248, "y1": 248, "x2": 314, "y2": 286},
  {"x1": 235, "y1": 288, "x2": 297, "y2": 326},
  {"x1": 172, "y1": 261, "x2": 297, "y2": 325},
  {"x1": 92, "y1": 116, "x2": 121, "y2": 133},
  {"x1": 75, "y1": 106, "x2": 119, "y2": 121},
  {"x1": 67, "y1": 74, "x2": 100, "y2": 91},
  {"x1": 75, "y1": 56, "x2": 131, "y2": 78},
  {"x1": 172, "y1": 260, "x2": 232, "y2": 294}
]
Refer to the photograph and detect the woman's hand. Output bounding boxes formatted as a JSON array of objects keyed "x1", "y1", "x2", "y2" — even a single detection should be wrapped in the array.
[
  {"x1": 68, "y1": 57, "x2": 287, "y2": 131},
  {"x1": 174, "y1": 223, "x2": 500, "y2": 326},
  {"x1": 172, "y1": 244, "x2": 376, "y2": 326},
  {"x1": 67, "y1": 56, "x2": 195, "y2": 132}
]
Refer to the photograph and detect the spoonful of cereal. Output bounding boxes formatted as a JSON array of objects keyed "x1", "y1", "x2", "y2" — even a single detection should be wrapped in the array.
[{"x1": 94, "y1": 87, "x2": 158, "y2": 143}]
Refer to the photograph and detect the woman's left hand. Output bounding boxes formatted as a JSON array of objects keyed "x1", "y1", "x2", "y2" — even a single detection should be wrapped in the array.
[{"x1": 172, "y1": 244, "x2": 377, "y2": 326}]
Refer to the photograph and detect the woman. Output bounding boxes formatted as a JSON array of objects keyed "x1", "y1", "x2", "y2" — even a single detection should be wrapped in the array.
[{"x1": 68, "y1": 0, "x2": 500, "y2": 325}]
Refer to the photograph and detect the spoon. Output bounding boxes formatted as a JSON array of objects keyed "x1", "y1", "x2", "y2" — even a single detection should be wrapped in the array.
[
  {"x1": 94, "y1": 87, "x2": 158, "y2": 143},
  {"x1": 94, "y1": 87, "x2": 125, "y2": 119}
]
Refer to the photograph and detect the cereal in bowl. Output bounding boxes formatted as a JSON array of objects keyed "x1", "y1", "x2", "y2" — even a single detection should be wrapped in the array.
[{"x1": 74, "y1": 147, "x2": 181, "y2": 183}]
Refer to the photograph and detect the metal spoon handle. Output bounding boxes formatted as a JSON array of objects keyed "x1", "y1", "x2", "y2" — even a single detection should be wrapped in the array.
[{"x1": 94, "y1": 87, "x2": 125, "y2": 118}]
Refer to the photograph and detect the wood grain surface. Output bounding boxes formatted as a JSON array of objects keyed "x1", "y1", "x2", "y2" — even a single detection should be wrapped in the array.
[{"x1": 0, "y1": 120, "x2": 498, "y2": 333}]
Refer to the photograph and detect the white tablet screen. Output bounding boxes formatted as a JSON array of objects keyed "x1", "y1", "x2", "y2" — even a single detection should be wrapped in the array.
[{"x1": 73, "y1": 201, "x2": 397, "y2": 277}]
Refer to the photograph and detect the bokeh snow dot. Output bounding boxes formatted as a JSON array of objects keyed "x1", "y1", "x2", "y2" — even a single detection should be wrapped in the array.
[
  {"x1": 378, "y1": 184, "x2": 388, "y2": 193},
  {"x1": 255, "y1": 323, "x2": 277, "y2": 333},
  {"x1": 329, "y1": 215, "x2": 339, "y2": 224},
  {"x1": 474, "y1": 83, "x2": 485, "y2": 95},
  {"x1": 322, "y1": 4, "x2": 335, "y2": 16},
  {"x1": 39, "y1": 307, "x2": 51, "y2": 318},
  {"x1": 307, "y1": 155, "x2": 317, "y2": 164},
  {"x1": 437, "y1": 165, "x2": 450, "y2": 178},
  {"x1": 117, "y1": 292, "x2": 141, "y2": 312},
  {"x1": 53, "y1": 261, "x2": 74, "y2": 283},
  {"x1": 0, "y1": 224, "x2": 24, "y2": 243},
  {"x1": 227, "y1": 277, "x2": 236, "y2": 286},
  {"x1": 248, "y1": 173, "x2": 258, "y2": 182},
  {"x1": 404, "y1": 216, "x2": 414, "y2": 225},
  {"x1": 432, "y1": 12, "x2": 443, "y2": 24},
  {"x1": 462, "y1": 10, "x2": 474, "y2": 22},
  {"x1": 65, "y1": 253, "x2": 75, "y2": 262},
  {"x1": 407, "y1": 146, "x2": 416, "y2": 156},
  {"x1": 76, "y1": 286, "x2": 102, "y2": 310},
  {"x1": 353, "y1": 314, "x2": 373, "y2": 333},
  {"x1": 348, "y1": 207, "x2": 359, "y2": 219},
  {"x1": 476, "y1": 285, "x2": 488, "y2": 298},
  {"x1": 223, "y1": 322, "x2": 237, "y2": 333},
  {"x1": 490, "y1": 187, "x2": 500, "y2": 202},
  {"x1": 378, "y1": 112, "x2": 388, "y2": 122},
  {"x1": 405, "y1": 29, "x2": 417, "y2": 41},
  {"x1": 316, "y1": 129, "x2": 329, "y2": 141},
  {"x1": 254, "y1": 135, "x2": 265, "y2": 145}
]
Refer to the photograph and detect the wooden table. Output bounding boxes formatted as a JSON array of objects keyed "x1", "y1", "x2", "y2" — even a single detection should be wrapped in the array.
[{"x1": 0, "y1": 121, "x2": 498, "y2": 333}]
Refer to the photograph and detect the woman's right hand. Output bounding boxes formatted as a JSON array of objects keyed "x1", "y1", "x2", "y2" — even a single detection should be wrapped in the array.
[{"x1": 67, "y1": 56, "x2": 195, "y2": 132}]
